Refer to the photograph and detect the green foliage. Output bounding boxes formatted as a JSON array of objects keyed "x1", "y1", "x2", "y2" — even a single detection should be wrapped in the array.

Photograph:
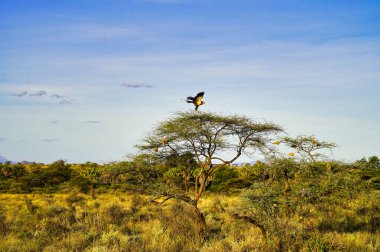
[
  {"x1": 68, "y1": 174, "x2": 91, "y2": 193},
  {"x1": 246, "y1": 161, "x2": 271, "y2": 179},
  {"x1": 0, "y1": 160, "x2": 73, "y2": 193},
  {"x1": 139, "y1": 111, "x2": 283, "y2": 164},
  {"x1": 271, "y1": 157, "x2": 300, "y2": 178},
  {"x1": 79, "y1": 162, "x2": 102, "y2": 185},
  {"x1": 101, "y1": 161, "x2": 129, "y2": 185},
  {"x1": 162, "y1": 152, "x2": 197, "y2": 191},
  {"x1": 125, "y1": 154, "x2": 164, "y2": 191},
  {"x1": 208, "y1": 166, "x2": 241, "y2": 192},
  {"x1": 354, "y1": 156, "x2": 380, "y2": 189},
  {"x1": 235, "y1": 158, "x2": 378, "y2": 251},
  {"x1": 0, "y1": 163, "x2": 27, "y2": 179}
]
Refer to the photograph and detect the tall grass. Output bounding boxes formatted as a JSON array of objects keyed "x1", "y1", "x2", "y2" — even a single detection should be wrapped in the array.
[{"x1": 0, "y1": 192, "x2": 378, "y2": 251}]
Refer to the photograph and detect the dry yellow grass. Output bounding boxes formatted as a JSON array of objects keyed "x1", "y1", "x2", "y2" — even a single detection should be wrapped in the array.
[{"x1": 0, "y1": 192, "x2": 379, "y2": 251}]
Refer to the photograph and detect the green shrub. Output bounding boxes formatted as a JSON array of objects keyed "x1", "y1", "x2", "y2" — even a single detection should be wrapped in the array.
[
  {"x1": 68, "y1": 175, "x2": 91, "y2": 193},
  {"x1": 208, "y1": 166, "x2": 240, "y2": 192}
]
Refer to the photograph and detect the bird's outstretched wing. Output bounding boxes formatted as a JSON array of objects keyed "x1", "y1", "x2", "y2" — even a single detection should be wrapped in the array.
[{"x1": 194, "y1": 92, "x2": 205, "y2": 105}]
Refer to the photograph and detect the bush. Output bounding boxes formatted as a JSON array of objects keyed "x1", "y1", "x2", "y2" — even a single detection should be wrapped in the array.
[
  {"x1": 68, "y1": 175, "x2": 91, "y2": 193},
  {"x1": 208, "y1": 166, "x2": 240, "y2": 192}
]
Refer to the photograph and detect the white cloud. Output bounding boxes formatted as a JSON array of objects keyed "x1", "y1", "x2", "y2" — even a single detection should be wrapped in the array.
[
  {"x1": 12, "y1": 91, "x2": 28, "y2": 97},
  {"x1": 51, "y1": 94, "x2": 65, "y2": 99},
  {"x1": 121, "y1": 82, "x2": 153, "y2": 88},
  {"x1": 5, "y1": 86, "x2": 72, "y2": 104},
  {"x1": 84, "y1": 120, "x2": 102, "y2": 124},
  {"x1": 29, "y1": 90, "x2": 47, "y2": 96},
  {"x1": 59, "y1": 99, "x2": 72, "y2": 105},
  {"x1": 42, "y1": 138, "x2": 60, "y2": 143}
]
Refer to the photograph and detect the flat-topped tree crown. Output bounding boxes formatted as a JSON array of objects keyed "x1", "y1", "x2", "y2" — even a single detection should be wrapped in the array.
[
  {"x1": 138, "y1": 111, "x2": 283, "y2": 201},
  {"x1": 281, "y1": 135, "x2": 337, "y2": 163}
]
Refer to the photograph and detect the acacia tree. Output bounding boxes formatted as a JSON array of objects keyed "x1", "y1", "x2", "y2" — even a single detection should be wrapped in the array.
[
  {"x1": 80, "y1": 162, "x2": 102, "y2": 199},
  {"x1": 137, "y1": 111, "x2": 283, "y2": 232},
  {"x1": 281, "y1": 135, "x2": 336, "y2": 163}
]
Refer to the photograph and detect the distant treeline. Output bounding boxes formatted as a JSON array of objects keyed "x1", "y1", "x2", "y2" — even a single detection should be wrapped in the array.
[{"x1": 0, "y1": 155, "x2": 379, "y2": 194}]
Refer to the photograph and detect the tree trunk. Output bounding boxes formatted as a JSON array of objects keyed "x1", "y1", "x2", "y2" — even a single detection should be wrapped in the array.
[
  {"x1": 307, "y1": 152, "x2": 315, "y2": 163},
  {"x1": 158, "y1": 194, "x2": 208, "y2": 237},
  {"x1": 194, "y1": 175, "x2": 199, "y2": 198},
  {"x1": 195, "y1": 176, "x2": 207, "y2": 201},
  {"x1": 233, "y1": 214, "x2": 267, "y2": 241},
  {"x1": 175, "y1": 196, "x2": 207, "y2": 237},
  {"x1": 193, "y1": 205, "x2": 207, "y2": 236},
  {"x1": 183, "y1": 173, "x2": 189, "y2": 193}
]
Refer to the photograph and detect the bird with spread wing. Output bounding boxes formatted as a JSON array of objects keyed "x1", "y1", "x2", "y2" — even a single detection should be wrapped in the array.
[{"x1": 186, "y1": 92, "x2": 205, "y2": 110}]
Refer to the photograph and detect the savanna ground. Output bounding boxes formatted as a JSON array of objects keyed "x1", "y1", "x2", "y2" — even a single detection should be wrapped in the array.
[{"x1": 0, "y1": 187, "x2": 379, "y2": 251}]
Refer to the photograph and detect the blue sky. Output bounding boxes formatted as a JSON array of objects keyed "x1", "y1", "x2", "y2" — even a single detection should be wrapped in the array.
[{"x1": 1, "y1": 0, "x2": 380, "y2": 163}]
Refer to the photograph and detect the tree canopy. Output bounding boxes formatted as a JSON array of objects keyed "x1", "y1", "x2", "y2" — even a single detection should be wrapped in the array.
[
  {"x1": 139, "y1": 111, "x2": 283, "y2": 164},
  {"x1": 138, "y1": 111, "x2": 283, "y2": 202},
  {"x1": 281, "y1": 135, "x2": 337, "y2": 162}
]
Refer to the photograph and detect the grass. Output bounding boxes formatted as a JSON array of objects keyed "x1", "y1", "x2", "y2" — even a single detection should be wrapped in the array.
[{"x1": 0, "y1": 192, "x2": 379, "y2": 252}]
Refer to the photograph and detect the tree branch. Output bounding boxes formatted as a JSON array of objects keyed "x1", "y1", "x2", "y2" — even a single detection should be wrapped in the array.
[{"x1": 232, "y1": 214, "x2": 267, "y2": 240}]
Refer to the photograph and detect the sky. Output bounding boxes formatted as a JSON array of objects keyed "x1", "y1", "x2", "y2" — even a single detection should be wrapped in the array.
[{"x1": 0, "y1": 0, "x2": 380, "y2": 163}]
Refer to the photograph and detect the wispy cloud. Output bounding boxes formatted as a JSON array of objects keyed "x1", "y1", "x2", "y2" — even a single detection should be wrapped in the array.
[
  {"x1": 51, "y1": 94, "x2": 65, "y2": 99},
  {"x1": 49, "y1": 120, "x2": 60, "y2": 124},
  {"x1": 0, "y1": 137, "x2": 6, "y2": 142},
  {"x1": 84, "y1": 120, "x2": 102, "y2": 124},
  {"x1": 121, "y1": 82, "x2": 153, "y2": 88},
  {"x1": 51, "y1": 93, "x2": 72, "y2": 105},
  {"x1": 9, "y1": 88, "x2": 71, "y2": 104},
  {"x1": 12, "y1": 91, "x2": 28, "y2": 97},
  {"x1": 59, "y1": 99, "x2": 72, "y2": 105},
  {"x1": 29, "y1": 90, "x2": 47, "y2": 96},
  {"x1": 42, "y1": 138, "x2": 60, "y2": 143}
]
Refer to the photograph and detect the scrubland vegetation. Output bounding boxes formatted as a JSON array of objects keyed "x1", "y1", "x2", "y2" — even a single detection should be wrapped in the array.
[
  {"x1": 0, "y1": 111, "x2": 379, "y2": 251},
  {"x1": 0, "y1": 158, "x2": 379, "y2": 251}
]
